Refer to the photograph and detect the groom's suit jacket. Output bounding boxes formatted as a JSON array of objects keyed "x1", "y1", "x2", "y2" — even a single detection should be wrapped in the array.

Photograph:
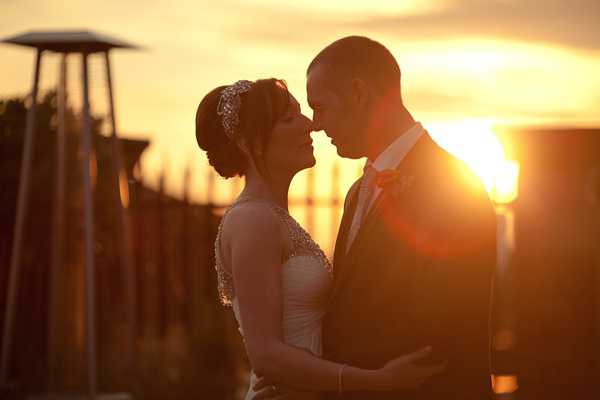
[{"x1": 323, "y1": 132, "x2": 496, "y2": 399}]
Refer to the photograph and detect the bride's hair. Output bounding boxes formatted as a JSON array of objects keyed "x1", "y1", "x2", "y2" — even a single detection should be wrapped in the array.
[{"x1": 195, "y1": 78, "x2": 290, "y2": 179}]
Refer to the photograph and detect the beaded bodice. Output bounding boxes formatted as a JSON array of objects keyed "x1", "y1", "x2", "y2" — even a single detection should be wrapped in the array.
[{"x1": 215, "y1": 196, "x2": 333, "y2": 306}]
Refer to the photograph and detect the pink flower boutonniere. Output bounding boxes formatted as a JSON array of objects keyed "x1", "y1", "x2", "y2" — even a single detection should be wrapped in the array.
[{"x1": 377, "y1": 169, "x2": 414, "y2": 198}]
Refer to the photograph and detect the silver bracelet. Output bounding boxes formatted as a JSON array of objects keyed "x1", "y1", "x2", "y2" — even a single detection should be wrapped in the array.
[{"x1": 338, "y1": 363, "x2": 348, "y2": 395}]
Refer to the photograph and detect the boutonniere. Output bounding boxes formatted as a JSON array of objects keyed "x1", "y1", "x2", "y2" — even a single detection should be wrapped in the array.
[{"x1": 377, "y1": 169, "x2": 414, "y2": 197}]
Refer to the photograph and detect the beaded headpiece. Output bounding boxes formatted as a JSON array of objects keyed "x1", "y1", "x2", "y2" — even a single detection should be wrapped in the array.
[{"x1": 217, "y1": 80, "x2": 253, "y2": 139}]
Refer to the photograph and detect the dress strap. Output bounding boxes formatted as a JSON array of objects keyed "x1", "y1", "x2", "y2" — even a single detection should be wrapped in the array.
[
  {"x1": 214, "y1": 196, "x2": 289, "y2": 306},
  {"x1": 235, "y1": 198, "x2": 333, "y2": 277},
  {"x1": 214, "y1": 196, "x2": 332, "y2": 306}
]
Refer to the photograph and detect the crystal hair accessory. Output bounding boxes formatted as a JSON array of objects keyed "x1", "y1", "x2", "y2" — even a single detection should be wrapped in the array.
[{"x1": 217, "y1": 80, "x2": 253, "y2": 138}]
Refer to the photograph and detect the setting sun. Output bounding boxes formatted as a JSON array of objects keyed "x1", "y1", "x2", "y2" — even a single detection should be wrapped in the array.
[{"x1": 429, "y1": 119, "x2": 519, "y2": 203}]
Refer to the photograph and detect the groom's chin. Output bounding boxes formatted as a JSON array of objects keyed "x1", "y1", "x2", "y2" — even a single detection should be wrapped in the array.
[
  {"x1": 336, "y1": 147, "x2": 363, "y2": 160},
  {"x1": 331, "y1": 140, "x2": 366, "y2": 159}
]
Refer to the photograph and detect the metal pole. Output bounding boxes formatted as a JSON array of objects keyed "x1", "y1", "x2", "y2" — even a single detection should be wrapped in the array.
[
  {"x1": 81, "y1": 51, "x2": 97, "y2": 400},
  {"x1": 48, "y1": 51, "x2": 68, "y2": 393},
  {"x1": 597, "y1": 202, "x2": 600, "y2": 400},
  {"x1": 0, "y1": 48, "x2": 43, "y2": 384},
  {"x1": 105, "y1": 51, "x2": 143, "y2": 399},
  {"x1": 158, "y1": 169, "x2": 168, "y2": 337}
]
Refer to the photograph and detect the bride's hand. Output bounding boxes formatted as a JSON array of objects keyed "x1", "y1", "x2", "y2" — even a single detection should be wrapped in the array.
[
  {"x1": 375, "y1": 346, "x2": 447, "y2": 390},
  {"x1": 252, "y1": 377, "x2": 320, "y2": 400},
  {"x1": 252, "y1": 346, "x2": 320, "y2": 399}
]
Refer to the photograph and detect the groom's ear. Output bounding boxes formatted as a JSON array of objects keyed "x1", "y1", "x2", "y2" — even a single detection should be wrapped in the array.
[{"x1": 350, "y1": 78, "x2": 369, "y2": 108}]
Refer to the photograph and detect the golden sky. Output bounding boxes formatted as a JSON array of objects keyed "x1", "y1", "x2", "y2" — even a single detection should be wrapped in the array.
[{"x1": 1, "y1": 0, "x2": 599, "y2": 207}]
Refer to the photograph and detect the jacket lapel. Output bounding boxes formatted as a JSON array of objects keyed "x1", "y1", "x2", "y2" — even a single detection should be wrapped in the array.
[
  {"x1": 332, "y1": 179, "x2": 361, "y2": 275},
  {"x1": 329, "y1": 131, "x2": 437, "y2": 301},
  {"x1": 329, "y1": 182, "x2": 394, "y2": 301}
]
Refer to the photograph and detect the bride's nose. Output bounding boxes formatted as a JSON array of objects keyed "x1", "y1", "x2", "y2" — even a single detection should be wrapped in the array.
[{"x1": 302, "y1": 114, "x2": 314, "y2": 132}]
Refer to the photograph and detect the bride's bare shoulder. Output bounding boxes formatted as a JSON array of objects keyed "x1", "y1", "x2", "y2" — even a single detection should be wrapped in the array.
[
  {"x1": 219, "y1": 201, "x2": 290, "y2": 265},
  {"x1": 221, "y1": 201, "x2": 284, "y2": 241}
]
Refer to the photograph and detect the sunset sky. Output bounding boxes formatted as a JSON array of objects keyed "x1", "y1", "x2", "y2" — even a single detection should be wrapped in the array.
[{"x1": 1, "y1": 0, "x2": 599, "y2": 210}]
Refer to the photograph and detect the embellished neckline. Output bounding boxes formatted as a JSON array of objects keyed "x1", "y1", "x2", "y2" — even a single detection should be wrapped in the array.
[
  {"x1": 214, "y1": 196, "x2": 333, "y2": 306},
  {"x1": 230, "y1": 195, "x2": 287, "y2": 213}
]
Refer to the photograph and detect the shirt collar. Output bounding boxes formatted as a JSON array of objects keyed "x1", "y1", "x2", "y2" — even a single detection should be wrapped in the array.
[{"x1": 366, "y1": 122, "x2": 424, "y2": 173}]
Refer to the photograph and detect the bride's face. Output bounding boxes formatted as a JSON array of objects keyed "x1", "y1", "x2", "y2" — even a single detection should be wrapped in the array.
[{"x1": 262, "y1": 94, "x2": 315, "y2": 178}]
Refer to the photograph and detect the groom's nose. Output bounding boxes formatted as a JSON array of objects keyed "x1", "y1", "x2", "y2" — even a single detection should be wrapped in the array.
[{"x1": 311, "y1": 113, "x2": 323, "y2": 132}]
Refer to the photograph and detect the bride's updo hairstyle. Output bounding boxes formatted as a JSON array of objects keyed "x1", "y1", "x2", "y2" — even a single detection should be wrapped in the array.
[{"x1": 195, "y1": 78, "x2": 291, "y2": 179}]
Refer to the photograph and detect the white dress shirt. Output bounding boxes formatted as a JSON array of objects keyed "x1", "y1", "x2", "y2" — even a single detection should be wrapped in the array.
[{"x1": 364, "y1": 122, "x2": 424, "y2": 212}]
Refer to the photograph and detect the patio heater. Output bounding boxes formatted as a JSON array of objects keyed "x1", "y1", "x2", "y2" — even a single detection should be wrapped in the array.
[{"x1": 1, "y1": 30, "x2": 139, "y2": 399}]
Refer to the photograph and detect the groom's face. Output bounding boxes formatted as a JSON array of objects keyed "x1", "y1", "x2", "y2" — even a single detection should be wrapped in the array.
[{"x1": 307, "y1": 66, "x2": 365, "y2": 159}]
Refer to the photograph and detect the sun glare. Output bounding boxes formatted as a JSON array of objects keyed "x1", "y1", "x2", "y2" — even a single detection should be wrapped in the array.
[
  {"x1": 429, "y1": 119, "x2": 519, "y2": 204},
  {"x1": 402, "y1": 38, "x2": 600, "y2": 126},
  {"x1": 492, "y1": 159, "x2": 519, "y2": 204}
]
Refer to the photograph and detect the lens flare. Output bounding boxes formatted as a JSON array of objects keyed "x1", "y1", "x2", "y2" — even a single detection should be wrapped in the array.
[{"x1": 430, "y1": 119, "x2": 519, "y2": 203}]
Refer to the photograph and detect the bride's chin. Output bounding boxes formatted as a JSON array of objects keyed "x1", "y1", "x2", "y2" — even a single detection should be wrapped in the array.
[{"x1": 295, "y1": 159, "x2": 316, "y2": 175}]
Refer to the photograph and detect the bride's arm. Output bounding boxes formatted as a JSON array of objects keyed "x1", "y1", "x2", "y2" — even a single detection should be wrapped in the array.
[
  {"x1": 227, "y1": 204, "x2": 373, "y2": 391},
  {"x1": 224, "y1": 204, "x2": 442, "y2": 393}
]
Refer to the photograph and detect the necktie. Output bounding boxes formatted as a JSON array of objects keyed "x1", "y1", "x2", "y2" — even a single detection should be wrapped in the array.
[{"x1": 346, "y1": 165, "x2": 378, "y2": 254}]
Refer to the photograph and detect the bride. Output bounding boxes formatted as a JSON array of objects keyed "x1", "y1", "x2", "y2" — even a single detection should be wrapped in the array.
[{"x1": 195, "y1": 78, "x2": 444, "y2": 399}]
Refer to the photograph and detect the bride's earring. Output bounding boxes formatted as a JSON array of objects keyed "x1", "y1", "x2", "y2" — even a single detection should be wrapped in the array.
[{"x1": 256, "y1": 148, "x2": 262, "y2": 155}]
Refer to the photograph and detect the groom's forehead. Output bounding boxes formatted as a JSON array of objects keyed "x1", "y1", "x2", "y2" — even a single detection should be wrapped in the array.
[
  {"x1": 307, "y1": 65, "x2": 328, "y2": 88},
  {"x1": 306, "y1": 90, "x2": 325, "y2": 108},
  {"x1": 307, "y1": 73, "x2": 331, "y2": 102}
]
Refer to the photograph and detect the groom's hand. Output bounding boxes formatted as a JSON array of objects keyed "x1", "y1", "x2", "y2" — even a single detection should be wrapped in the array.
[{"x1": 252, "y1": 377, "x2": 321, "y2": 400}]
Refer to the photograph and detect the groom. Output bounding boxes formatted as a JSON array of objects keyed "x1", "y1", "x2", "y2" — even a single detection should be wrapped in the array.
[
  {"x1": 311, "y1": 36, "x2": 496, "y2": 399},
  {"x1": 261, "y1": 36, "x2": 497, "y2": 399}
]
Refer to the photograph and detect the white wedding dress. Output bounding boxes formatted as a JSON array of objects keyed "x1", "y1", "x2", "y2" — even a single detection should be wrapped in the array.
[{"x1": 215, "y1": 197, "x2": 333, "y2": 399}]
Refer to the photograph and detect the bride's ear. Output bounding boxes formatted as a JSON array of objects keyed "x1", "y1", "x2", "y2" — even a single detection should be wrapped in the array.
[
  {"x1": 235, "y1": 133, "x2": 262, "y2": 156},
  {"x1": 235, "y1": 133, "x2": 252, "y2": 155}
]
